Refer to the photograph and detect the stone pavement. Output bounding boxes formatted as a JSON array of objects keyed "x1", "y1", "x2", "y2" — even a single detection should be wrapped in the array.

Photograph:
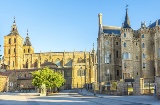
[
  {"x1": 0, "y1": 90, "x2": 159, "y2": 105},
  {"x1": 78, "y1": 89, "x2": 160, "y2": 105}
]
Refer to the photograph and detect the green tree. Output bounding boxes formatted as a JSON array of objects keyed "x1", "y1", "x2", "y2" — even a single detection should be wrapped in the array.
[{"x1": 32, "y1": 67, "x2": 65, "y2": 89}]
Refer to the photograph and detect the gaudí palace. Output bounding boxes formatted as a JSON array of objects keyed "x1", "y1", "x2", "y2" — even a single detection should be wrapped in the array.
[
  {"x1": 97, "y1": 7, "x2": 160, "y2": 84},
  {"x1": 0, "y1": 7, "x2": 160, "y2": 92}
]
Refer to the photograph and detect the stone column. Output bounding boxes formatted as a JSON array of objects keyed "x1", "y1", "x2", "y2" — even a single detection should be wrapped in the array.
[
  {"x1": 154, "y1": 34, "x2": 158, "y2": 76},
  {"x1": 71, "y1": 61, "x2": 75, "y2": 89},
  {"x1": 38, "y1": 60, "x2": 40, "y2": 68},
  {"x1": 117, "y1": 81, "x2": 125, "y2": 95},
  {"x1": 155, "y1": 76, "x2": 160, "y2": 99},
  {"x1": 133, "y1": 78, "x2": 144, "y2": 95}
]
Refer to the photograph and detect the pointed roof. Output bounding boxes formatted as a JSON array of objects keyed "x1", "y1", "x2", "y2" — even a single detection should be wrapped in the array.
[
  {"x1": 92, "y1": 43, "x2": 95, "y2": 53},
  {"x1": 23, "y1": 29, "x2": 32, "y2": 46},
  {"x1": 8, "y1": 17, "x2": 19, "y2": 36},
  {"x1": 103, "y1": 26, "x2": 121, "y2": 35},
  {"x1": 148, "y1": 19, "x2": 160, "y2": 28},
  {"x1": 123, "y1": 5, "x2": 131, "y2": 28}
]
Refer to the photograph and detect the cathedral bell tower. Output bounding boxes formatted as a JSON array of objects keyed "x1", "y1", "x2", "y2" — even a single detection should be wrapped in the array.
[
  {"x1": 4, "y1": 17, "x2": 23, "y2": 70},
  {"x1": 23, "y1": 30, "x2": 34, "y2": 69},
  {"x1": 23, "y1": 30, "x2": 34, "y2": 54}
]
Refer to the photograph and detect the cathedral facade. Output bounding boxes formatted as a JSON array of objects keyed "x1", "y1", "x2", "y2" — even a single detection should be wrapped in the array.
[
  {"x1": 3, "y1": 18, "x2": 97, "y2": 90},
  {"x1": 97, "y1": 7, "x2": 160, "y2": 84}
]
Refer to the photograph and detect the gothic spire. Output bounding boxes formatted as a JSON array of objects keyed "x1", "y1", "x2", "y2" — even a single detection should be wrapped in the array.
[
  {"x1": 93, "y1": 43, "x2": 94, "y2": 51},
  {"x1": 13, "y1": 16, "x2": 16, "y2": 24},
  {"x1": 23, "y1": 29, "x2": 32, "y2": 46},
  {"x1": 27, "y1": 29, "x2": 28, "y2": 36},
  {"x1": 92, "y1": 43, "x2": 95, "y2": 54},
  {"x1": 123, "y1": 5, "x2": 131, "y2": 28},
  {"x1": 8, "y1": 16, "x2": 19, "y2": 35}
]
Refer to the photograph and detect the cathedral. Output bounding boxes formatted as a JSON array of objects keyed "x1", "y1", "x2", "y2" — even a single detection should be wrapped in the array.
[
  {"x1": 97, "y1": 7, "x2": 160, "y2": 84},
  {"x1": 1, "y1": 17, "x2": 97, "y2": 91}
]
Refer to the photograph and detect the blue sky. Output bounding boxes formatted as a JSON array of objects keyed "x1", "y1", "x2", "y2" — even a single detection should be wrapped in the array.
[{"x1": 0, "y1": 0, "x2": 160, "y2": 56}]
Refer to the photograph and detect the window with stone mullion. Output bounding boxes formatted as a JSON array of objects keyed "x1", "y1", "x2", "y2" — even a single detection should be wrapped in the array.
[
  {"x1": 77, "y1": 69, "x2": 85, "y2": 76},
  {"x1": 105, "y1": 51, "x2": 110, "y2": 64},
  {"x1": 142, "y1": 53, "x2": 146, "y2": 59},
  {"x1": 143, "y1": 62, "x2": 146, "y2": 68}
]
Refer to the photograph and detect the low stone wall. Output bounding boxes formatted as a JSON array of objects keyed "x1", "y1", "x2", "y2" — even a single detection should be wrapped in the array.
[
  {"x1": 117, "y1": 78, "x2": 144, "y2": 96},
  {"x1": 117, "y1": 81, "x2": 125, "y2": 95},
  {"x1": 0, "y1": 75, "x2": 8, "y2": 92},
  {"x1": 155, "y1": 76, "x2": 160, "y2": 99},
  {"x1": 133, "y1": 78, "x2": 144, "y2": 95}
]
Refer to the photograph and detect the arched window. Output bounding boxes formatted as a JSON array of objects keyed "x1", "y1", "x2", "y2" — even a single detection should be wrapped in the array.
[
  {"x1": 14, "y1": 48, "x2": 16, "y2": 53},
  {"x1": 9, "y1": 38, "x2": 11, "y2": 44},
  {"x1": 142, "y1": 34, "x2": 144, "y2": 38},
  {"x1": 106, "y1": 40, "x2": 109, "y2": 45},
  {"x1": 24, "y1": 49, "x2": 25, "y2": 53},
  {"x1": 105, "y1": 51, "x2": 111, "y2": 64},
  {"x1": 34, "y1": 59, "x2": 38, "y2": 67},
  {"x1": 26, "y1": 59, "x2": 28, "y2": 68},
  {"x1": 123, "y1": 53, "x2": 128, "y2": 59},
  {"x1": 128, "y1": 53, "x2": 131, "y2": 58},
  {"x1": 142, "y1": 53, "x2": 146, "y2": 58},
  {"x1": 124, "y1": 62, "x2": 126, "y2": 68},
  {"x1": 28, "y1": 49, "x2": 30, "y2": 53},
  {"x1": 13, "y1": 61, "x2": 14, "y2": 67},
  {"x1": 65, "y1": 58, "x2": 72, "y2": 66},
  {"x1": 124, "y1": 33, "x2": 126, "y2": 37},
  {"x1": 44, "y1": 59, "x2": 48, "y2": 62},
  {"x1": 116, "y1": 42, "x2": 118, "y2": 45},
  {"x1": 123, "y1": 52, "x2": 131, "y2": 59},
  {"x1": 14, "y1": 38, "x2": 16, "y2": 43},
  {"x1": 116, "y1": 51, "x2": 118, "y2": 58},
  {"x1": 78, "y1": 57, "x2": 82, "y2": 63},
  {"x1": 8, "y1": 49, "x2": 10, "y2": 54},
  {"x1": 124, "y1": 42, "x2": 126, "y2": 47},
  {"x1": 49, "y1": 55, "x2": 51, "y2": 60},
  {"x1": 77, "y1": 66, "x2": 85, "y2": 76},
  {"x1": 142, "y1": 43, "x2": 145, "y2": 48},
  {"x1": 55, "y1": 58, "x2": 61, "y2": 66},
  {"x1": 117, "y1": 70, "x2": 119, "y2": 76},
  {"x1": 143, "y1": 62, "x2": 146, "y2": 68}
]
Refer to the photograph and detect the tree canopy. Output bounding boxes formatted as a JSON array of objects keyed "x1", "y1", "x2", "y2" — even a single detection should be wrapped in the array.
[{"x1": 32, "y1": 67, "x2": 65, "y2": 88}]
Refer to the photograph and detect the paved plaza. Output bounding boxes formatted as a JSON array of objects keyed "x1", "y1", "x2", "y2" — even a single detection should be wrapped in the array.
[{"x1": 0, "y1": 89, "x2": 159, "y2": 105}]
